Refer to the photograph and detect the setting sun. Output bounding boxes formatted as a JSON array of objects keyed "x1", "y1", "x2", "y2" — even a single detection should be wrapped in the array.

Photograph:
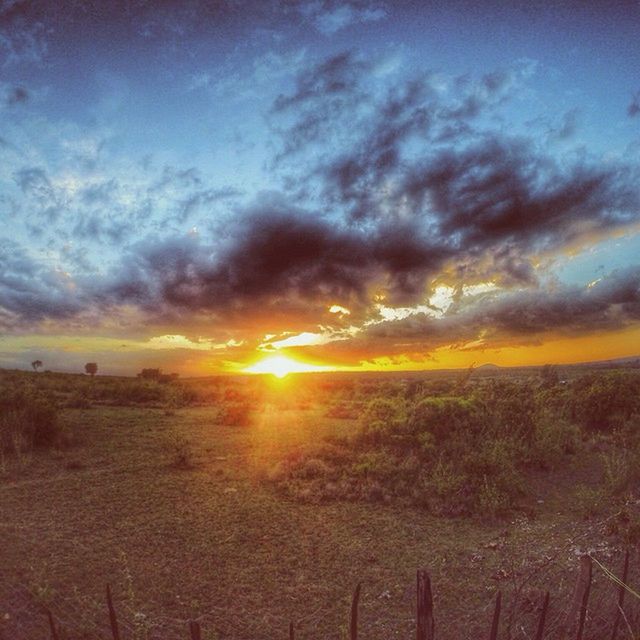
[{"x1": 243, "y1": 355, "x2": 330, "y2": 378}]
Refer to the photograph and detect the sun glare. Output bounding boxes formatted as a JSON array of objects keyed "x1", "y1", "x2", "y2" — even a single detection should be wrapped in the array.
[{"x1": 244, "y1": 355, "x2": 329, "y2": 378}]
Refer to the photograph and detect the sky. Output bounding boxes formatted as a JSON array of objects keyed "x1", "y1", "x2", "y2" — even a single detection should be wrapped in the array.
[{"x1": 1, "y1": 0, "x2": 640, "y2": 376}]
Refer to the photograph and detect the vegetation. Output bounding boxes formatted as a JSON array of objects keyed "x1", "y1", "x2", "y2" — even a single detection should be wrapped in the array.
[
  {"x1": 2, "y1": 364, "x2": 640, "y2": 638},
  {"x1": 268, "y1": 378, "x2": 589, "y2": 516},
  {"x1": 0, "y1": 386, "x2": 62, "y2": 455},
  {"x1": 84, "y1": 362, "x2": 98, "y2": 376}
]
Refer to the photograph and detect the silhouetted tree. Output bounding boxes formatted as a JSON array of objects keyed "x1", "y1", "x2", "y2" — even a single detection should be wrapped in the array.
[
  {"x1": 85, "y1": 362, "x2": 98, "y2": 377},
  {"x1": 31, "y1": 360, "x2": 43, "y2": 372},
  {"x1": 137, "y1": 368, "x2": 179, "y2": 383},
  {"x1": 138, "y1": 368, "x2": 162, "y2": 380}
]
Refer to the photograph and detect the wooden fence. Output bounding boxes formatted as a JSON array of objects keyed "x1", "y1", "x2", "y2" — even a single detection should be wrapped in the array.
[{"x1": 44, "y1": 551, "x2": 633, "y2": 640}]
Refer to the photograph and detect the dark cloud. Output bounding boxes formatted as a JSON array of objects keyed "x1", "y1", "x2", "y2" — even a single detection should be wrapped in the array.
[
  {"x1": 271, "y1": 53, "x2": 639, "y2": 289},
  {"x1": 273, "y1": 50, "x2": 368, "y2": 111},
  {"x1": 174, "y1": 187, "x2": 243, "y2": 223},
  {"x1": 362, "y1": 267, "x2": 640, "y2": 353},
  {"x1": 3, "y1": 84, "x2": 29, "y2": 105},
  {"x1": 14, "y1": 166, "x2": 50, "y2": 196},
  {"x1": 400, "y1": 137, "x2": 638, "y2": 253},
  {"x1": 88, "y1": 190, "x2": 454, "y2": 326},
  {"x1": 552, "y1": 107, "x2": 579, "y2": 140},
  {"x1": 13, "y1": 166, "x2": 62, "y2": 222},
  {"x1": 72, "y1": 215, "x2": 131, "y2": 244},
  {"x1": 629, "y1": 92, "x2": 640, "y2": 118},
  {"x1": 2, "y1": 50, "x2": 640, "y2": 351},
  {"x1": 0, "y1": 239, "x2": 83, "y2": 329},
  {"x1": 270, "y1": 51, "x2": 374, "y2": 158}
]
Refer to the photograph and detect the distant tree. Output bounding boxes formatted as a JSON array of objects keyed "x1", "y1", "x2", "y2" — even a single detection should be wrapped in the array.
[
  {"x1": 85, "y1": 362, "x2": 98, "y2": 377},
  {"x1": 31, "y1": 360, "x2": 43, "y2": 372},
  {"x1": 138, "y1": 368, "x2": 162, "y2": 380}
]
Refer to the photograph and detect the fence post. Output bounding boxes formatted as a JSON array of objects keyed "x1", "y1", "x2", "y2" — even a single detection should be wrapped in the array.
[
  {"x1": 561, "y1": 554, "x2": 591, "y2": 639},
  {"x1": 416, "y1": 569, "x2": 435, "y2": 640},
  {"x1": 534, "y1": 591, "x2": 550, "y2": 640},
  {"x1": 350, "y1": 582, "x2": 361, "y2": 640},
  {"x1": 289, "y1": 620, "x2": 295, "y2": 640},
  {"x1": 561, "y1": 555, "x2": 592, "y2": 640},
  {"x1": 611, "y1": 549, "x2": 630, "y2": 640},
  {"x1": 488, "y1": 591, "x2": 502, "y2": 640},
  {"x1": 575, "y1": 556, "x2": 592, "y2": 640},
  {"x1": 189, "y1": 620, "x2": 202, "y2": 640},
  {"x1": 47, "y1": 609, "x2": 60, "y2": 640},
  {"x1": 106, "y1": 584, "x2": 121, "y2": 640}
]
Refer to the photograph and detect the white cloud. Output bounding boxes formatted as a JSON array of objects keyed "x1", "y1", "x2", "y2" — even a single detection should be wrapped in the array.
[
  {"x1": 329, "y1": 304, "x2": 351, "y2": 315},
  {"x1": 259, "y1": 326, "x2": 359, "y2": 350}
]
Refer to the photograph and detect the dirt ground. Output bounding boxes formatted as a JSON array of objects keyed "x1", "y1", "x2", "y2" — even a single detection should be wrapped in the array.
[{"x1": 0, "y1": 404, "x2": 629, "y2": 639}]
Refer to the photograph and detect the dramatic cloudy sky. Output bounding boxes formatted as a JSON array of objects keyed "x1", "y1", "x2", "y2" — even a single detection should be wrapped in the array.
[{"x1": 1, "y1": 0, "x2": 640, "y2": 375}]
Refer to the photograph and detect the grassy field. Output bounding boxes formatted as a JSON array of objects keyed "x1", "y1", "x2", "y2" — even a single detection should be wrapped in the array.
[{"x1": 1, "y1": 368, "x2": 639, "y2": 639}]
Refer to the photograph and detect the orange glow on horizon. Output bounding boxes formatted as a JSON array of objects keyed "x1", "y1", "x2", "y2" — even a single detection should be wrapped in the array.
[
  {"x1": 243, "y1": 355, "x2": 332, "y2": 377},
  {"x1": 237, "y1": 325, "x2": 640, "y2": 376}
]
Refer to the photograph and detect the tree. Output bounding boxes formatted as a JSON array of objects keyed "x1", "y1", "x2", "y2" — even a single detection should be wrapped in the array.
[
  {"x1": 31, "y1": 360, "x2": 43, "y2": 372},
  {"x1": 85, "y1": 362, "x2": 98, "y2": 377},
  {"x1": 138, "y1": 368, "x2": 162, "y2": 380},
  {"x1": 137, "y1": 368, "x2": 179, "y2": 383}
]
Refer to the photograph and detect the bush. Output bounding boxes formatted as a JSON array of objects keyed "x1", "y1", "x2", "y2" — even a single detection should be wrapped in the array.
[
  {"x1": 601, "y1": 447, "x2": 640, "y2": 496},
  {"x1": 0, "y1": 387, "x2": 62, "y2": 452},
  {"x1": 357, "y1": 397, "x2": 408, "y2": 444},
  {"x1": 65, "y1": 391, "x2": 92, "y2": 409},
  {"x1": 216, "y1": 402, "x2": 252, "y2": 426},
  {"x1": 409, "y1": 396, "x2": 482, "y2": 444},
  {"x1": 168, "y1": 434, "x2": 196, "y2": 470},
  {"x1": 267, "y1": 380, "x2": 586, "y2": 517},
  {"x1": 571, "y1": 372, "x2": 640, "y2": 432}
]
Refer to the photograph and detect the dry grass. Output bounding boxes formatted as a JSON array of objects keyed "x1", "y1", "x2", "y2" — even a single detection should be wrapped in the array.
[{"x1": 1, "y1": 396, "x2": 635, "y2": 639}]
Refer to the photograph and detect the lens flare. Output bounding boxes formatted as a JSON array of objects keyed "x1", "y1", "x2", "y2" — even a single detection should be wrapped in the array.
[{"x1": 243, "y1": 355, "x2": 329, "y2": 378}]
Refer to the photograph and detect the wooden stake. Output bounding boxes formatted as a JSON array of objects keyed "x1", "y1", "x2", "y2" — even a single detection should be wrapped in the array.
[
  {"x1": 611, "y1": 550, "x2": 630, "y2": 640},
  {"x1": 350, "y1": 582, "x2": 361, "y2": 640},
  {"x1": 189, "y1": 620, "x2": 202, "y2": 640},
  {"x1": 416, "y1": 570, "x2": 435, "y2": 640},
  {"x1": 575, "y1": 556, "x2": 592, "y2": 640},
  {"x1": 47, "y1": 609, "x2": 60, "y2": 640},
  {"x1": 488, "y1": 591, "x2": 502, "y2": 640},
  {"x1": 534, "y1": 591, "x2": 550, "y2": 640},
  {"x1": 560, "y1": 555, "x2": 592, "y2": 639},
  {"x1": 106, "y1": 584, "x2": 121, "y2": 640}
]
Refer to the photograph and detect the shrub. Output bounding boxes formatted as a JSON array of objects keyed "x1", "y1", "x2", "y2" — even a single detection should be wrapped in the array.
[
  {"x1": 0, "y1": 388, "x2": 62, "y2": 452},
  {"x1": 267, "y1": 379, "x2": 587, "y2": 517},
  {"x1": 168, "y1": 434, "x2": 196, "y2": 470},
  {"x1": 416, "y1": 459, "x2": 469, "y2": 515},
  {"x1": 574, "y1": 485, "x2": 606, "y2": 519},
  {"x1": 409, "y1": 396, "x2": 482, "y2": 444},
  {"x1": 571, "y1": 372, "x2": 640, "y2": 432},
  {"x1": 601, "y1": 447, "x2": 640, "y2": 496},
  {"x1": 216, "y1": 402, "x2": 252, "y2": 426},
  {"x1": 357, "y1": 397, "x2": 408, "y2": 444},
  {"x1": 325, "y1": 402, "x2": 359, "y2": 419},
  {"x1": 525, "y1": 413, "x2": 580, "y2": 469},
  {"x1": 65, "y1": 391, "x2": 92, "y2": 409}
]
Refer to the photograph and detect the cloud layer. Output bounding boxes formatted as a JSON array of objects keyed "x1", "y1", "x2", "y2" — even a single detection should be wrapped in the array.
[{"x1": 1, "y1": 4, "x2": 640, "y2": 371}]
